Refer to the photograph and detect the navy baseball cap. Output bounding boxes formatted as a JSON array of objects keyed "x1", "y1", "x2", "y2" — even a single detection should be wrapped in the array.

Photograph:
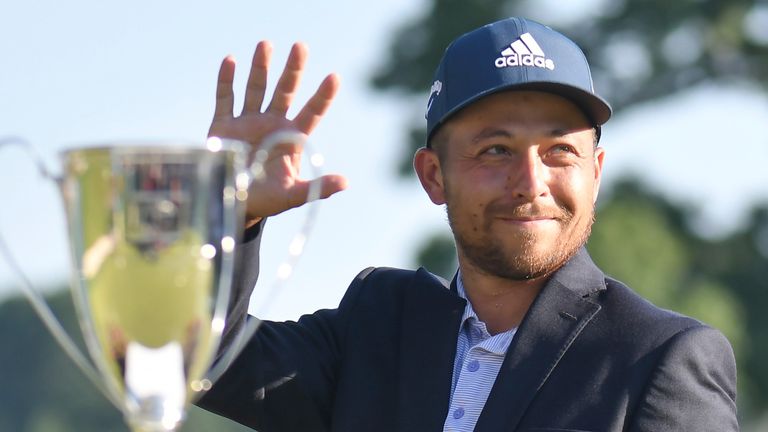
[{"x1": 425, "y1": 17, "x2": 612, "y2": 143}]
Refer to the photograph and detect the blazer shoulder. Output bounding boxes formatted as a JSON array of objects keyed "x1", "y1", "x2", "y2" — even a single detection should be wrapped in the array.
[
  {"x1": 628, "y1": 323, "x2": 738, "y2": 431},
  {"x1": 590, "y1": 278, "x2": 738, "y2": 429},
  {"x1": 602, "y1": 277, "x2": 703, "y2": 326},
  {"x1": 337, "y1": 266, "x2": 453, "y2": 321},
  {"x1": 348, "y1": 266, "x2": 448, "y2": 297},
  {"x1": 594, "y1": 277, "x2": 726, "y2": 354}
]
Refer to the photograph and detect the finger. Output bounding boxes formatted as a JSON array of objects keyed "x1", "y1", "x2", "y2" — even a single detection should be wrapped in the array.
[
  {"x1": 317, "y1": 174, "x2": 349, "y2": 199},
  {"x1": 213, "y1": 56, "x2": 236, "y2": 120},
  {"x1": 293, "y1": 73, "x2": 340, "y2": 134},
  {"x1": 266, "y1": 42, "x2": 308, "y2": 116},
  {"x1": 288, "y1": 174, "x2": 348, "y2": 208},
  {"x1": 242, "y1": 41, "x2": 272, "y2": 114}
]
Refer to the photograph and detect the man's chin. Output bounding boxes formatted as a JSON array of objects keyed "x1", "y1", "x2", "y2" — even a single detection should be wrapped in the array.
[
  {"x1": 466, "y1": 248, "x2": 558, "y2": 281},
  {"x1": 496, "y1": 243, "x2": 578, "y2": 280}
]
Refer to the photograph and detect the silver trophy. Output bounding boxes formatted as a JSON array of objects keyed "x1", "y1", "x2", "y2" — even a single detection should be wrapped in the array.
[{"x1": 0, "y1": 132, "x2": 321, "y2": 431}]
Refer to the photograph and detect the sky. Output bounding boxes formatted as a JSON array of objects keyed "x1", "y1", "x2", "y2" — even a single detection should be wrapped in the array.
[{"x1": 1, "y1": 0, "x2": 767, "y2": 323}]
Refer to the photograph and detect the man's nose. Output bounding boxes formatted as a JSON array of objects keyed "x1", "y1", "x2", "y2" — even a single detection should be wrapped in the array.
[{"x1": 508, "y1": 148, "x2": 548, "y2": 200}]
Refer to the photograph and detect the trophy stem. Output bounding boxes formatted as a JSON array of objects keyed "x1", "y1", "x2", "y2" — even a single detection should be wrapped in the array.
[
  {"x1": 129, "y1": 422, "x2": 180, "y2": 432},
  {"x1": 127, "y1": 410, "x2": 183, "y2": 432}
]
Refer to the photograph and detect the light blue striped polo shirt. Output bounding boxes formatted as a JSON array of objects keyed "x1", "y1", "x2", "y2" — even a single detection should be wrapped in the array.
[{"x1": 443, "y1": 273, "x2": 518, "y2": 432}]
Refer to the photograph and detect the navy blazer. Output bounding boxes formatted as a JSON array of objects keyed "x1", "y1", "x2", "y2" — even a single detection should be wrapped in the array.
[{"x1": 198, "y1": 229, "x2": 738, "y2": 431}]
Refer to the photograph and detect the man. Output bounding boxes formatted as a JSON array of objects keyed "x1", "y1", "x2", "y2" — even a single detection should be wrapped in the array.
[{"x1": 198, "y1": 17, "x2": 738, "y2": 431}]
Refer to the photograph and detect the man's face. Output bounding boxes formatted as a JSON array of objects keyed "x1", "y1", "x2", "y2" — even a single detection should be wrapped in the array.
[{"x1": 415, "y1": 91, "x2": 605, "y2": 280}]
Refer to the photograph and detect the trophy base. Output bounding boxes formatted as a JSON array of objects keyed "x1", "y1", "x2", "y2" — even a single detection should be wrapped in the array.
[
  {"x1": 124, "y1": 342, "x2": 187, "y2": 432},
  {"x1": 126, "y1": 395, "x2": 184, "y2": 432}
]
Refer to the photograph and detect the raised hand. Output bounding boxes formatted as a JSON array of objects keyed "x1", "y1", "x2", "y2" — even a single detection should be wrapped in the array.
[{"x1": 208, "y1": 41, "x2": 347, "y2": 225}]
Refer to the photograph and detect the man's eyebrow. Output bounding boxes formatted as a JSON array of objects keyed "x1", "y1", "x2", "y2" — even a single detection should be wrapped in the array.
[
  {"x1": 550, "y1": 128, "x2": 568, "y2": 137},
  {"x1": 470, "y1": 126, "x2": 587, "y2": 143},
  {"x1": 471, "y1": 128, "x2": 513, "y2": 143},
  {"x1": 550, "y1": 126, "x2": 593, "y2": 137}
]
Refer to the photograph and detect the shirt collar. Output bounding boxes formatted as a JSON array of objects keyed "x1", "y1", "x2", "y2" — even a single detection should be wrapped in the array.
[
  {"x1": 455, "y1": 271, "x2": 479, "y2": 327},
  {"x1": 456, "y1": 272, "x2": 517, "y2": 355}
]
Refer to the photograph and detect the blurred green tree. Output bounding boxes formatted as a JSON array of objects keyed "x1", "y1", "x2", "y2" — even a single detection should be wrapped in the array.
[
  {"x1": 0, "y1": 292, "x2": 252, "y2": 432},
  {"x1": 695, "y1": 204, "x2": 768, "y2": 418}
]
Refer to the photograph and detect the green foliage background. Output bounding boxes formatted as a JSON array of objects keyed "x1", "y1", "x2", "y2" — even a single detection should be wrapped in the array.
[{"x1": 0, "y1": 294, "x2": 252, "y2": 432}]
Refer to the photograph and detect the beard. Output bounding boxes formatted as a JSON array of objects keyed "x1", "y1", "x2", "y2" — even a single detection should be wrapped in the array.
[{"x1": 447, "y1": 199, "x2": 594, "y2": 281}]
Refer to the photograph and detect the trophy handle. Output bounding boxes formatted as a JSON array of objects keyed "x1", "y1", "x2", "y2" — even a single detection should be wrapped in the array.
[
  {"x1": 0, "y1": 136, "x2": 122, "y2": 408},
  {"x1": 203, "y1": 130, "x2": 324, "y2": 385},
  {"x1": 247, "y1": 130, "x2": 323, "y2": 297}
]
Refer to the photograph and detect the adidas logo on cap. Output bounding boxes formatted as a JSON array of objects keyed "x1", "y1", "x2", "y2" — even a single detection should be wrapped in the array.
[{"x1": 495, "y1": 32, "x2": 555, "y2": 70}]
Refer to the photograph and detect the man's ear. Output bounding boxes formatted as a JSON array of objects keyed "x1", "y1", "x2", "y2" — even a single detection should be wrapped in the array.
[
  {"x1": 414, "y1": 147, "x2": 446, "y2": 205},
  {"x1": 592, "y1": 146, "x2": 606, "y2": 204}
]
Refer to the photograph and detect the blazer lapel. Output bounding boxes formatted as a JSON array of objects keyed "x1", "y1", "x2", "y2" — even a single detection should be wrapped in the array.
[
  {"x1": 397, "y1": 268, "x2": 466, "y2": 432},
  {"x1": 474, "y1": 248, "x2": 606, "y2": 432}
]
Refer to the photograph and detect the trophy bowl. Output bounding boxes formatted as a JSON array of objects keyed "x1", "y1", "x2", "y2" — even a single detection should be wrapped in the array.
[
  {"x1": 0, "y1": 132, "x2": 320, "y2": 431},
  {"x1": 62, "y1": 143, "x2": 244, "y2": 431}
]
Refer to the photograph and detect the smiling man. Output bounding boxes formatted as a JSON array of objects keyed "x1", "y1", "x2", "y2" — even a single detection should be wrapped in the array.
[
  {"x1": 198, "y1": 17, "x2": 739, "y2": 432},
  {"x1": 415, "y1": 90, "x2": 605, "y2": 335}
]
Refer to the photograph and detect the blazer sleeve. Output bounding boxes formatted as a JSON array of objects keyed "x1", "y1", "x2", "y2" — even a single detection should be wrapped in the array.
[
  {"x1": 628, "y1": 325, "x2": 739, "y2": 431},
  {"x1": 217, "y1": 220, "x2": 265, "y2": 353},
  {"x1": 197, "y1": 232, "x2": 375, "y2": 432}
]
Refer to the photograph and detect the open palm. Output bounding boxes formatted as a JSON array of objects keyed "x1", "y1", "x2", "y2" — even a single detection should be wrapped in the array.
[{"x1": 208, "y1": 41, "x2": 347, "y2": 225}]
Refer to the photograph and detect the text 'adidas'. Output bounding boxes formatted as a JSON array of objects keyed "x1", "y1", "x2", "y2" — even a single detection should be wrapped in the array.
[{"x1": 495, "y1": 32, "x2": 555, "y2": 71}]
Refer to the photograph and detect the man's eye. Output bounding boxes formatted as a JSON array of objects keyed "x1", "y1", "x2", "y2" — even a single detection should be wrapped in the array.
[
  {"x1": 483, "y1": 145, "x2": 509, "y2": 156},
  {"x1": 551, "y1": 144, "x2": 576, "y2": 154}
]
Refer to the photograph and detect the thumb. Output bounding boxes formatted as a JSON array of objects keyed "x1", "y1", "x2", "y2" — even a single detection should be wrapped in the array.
[{"x1": 288, "y1": 174, "x2": 348, "y2": 207}]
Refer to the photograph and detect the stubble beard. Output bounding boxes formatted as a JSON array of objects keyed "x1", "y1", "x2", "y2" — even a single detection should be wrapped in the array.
[{"x1": 447, "y1": 201, "x2": 594, "y2": 281}]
